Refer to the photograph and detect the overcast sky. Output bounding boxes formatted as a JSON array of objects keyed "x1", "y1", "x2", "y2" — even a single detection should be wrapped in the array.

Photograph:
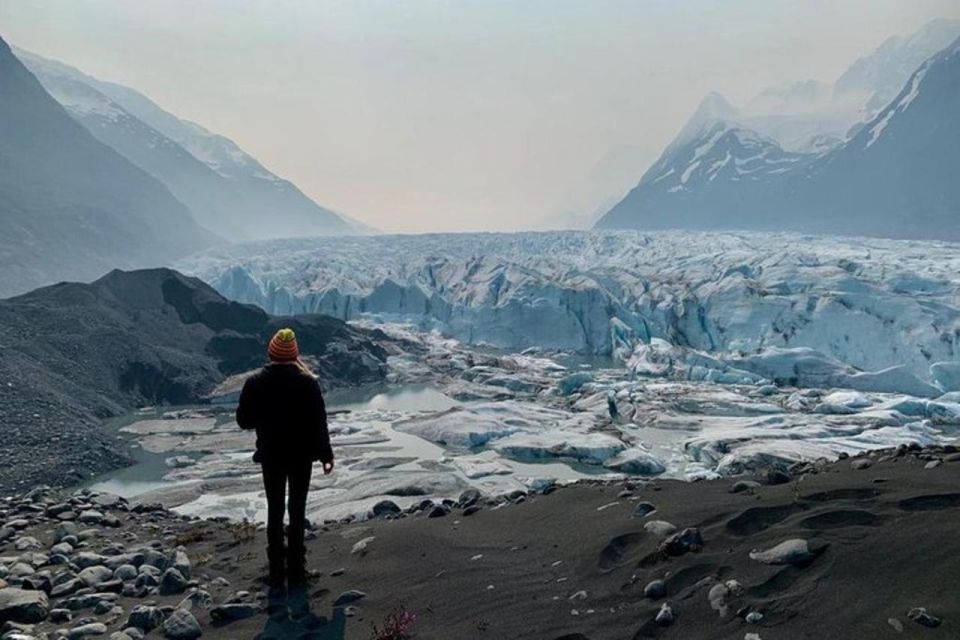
[{"x1": 3, "y1": 0, "x2": 959, "y2": 232}]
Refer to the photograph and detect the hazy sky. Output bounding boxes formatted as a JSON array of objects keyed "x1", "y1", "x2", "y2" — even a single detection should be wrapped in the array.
[{"x1": 3, "y1": 1, "x2": 959, "y2": 232}]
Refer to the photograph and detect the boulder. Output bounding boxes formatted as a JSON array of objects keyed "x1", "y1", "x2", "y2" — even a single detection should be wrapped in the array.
[{"x1": 0, "y1": 588, "x2": 49, "y2": 624}]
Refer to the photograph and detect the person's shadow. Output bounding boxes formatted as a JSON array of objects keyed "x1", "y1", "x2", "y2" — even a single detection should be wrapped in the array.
[{"x1": 257, "y1": 587, "x2": 348, "y2": 640}]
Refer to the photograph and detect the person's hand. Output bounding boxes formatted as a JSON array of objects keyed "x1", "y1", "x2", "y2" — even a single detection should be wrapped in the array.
[{"x1": 322, "y1": 460, "x2": 335, "y2": 475}]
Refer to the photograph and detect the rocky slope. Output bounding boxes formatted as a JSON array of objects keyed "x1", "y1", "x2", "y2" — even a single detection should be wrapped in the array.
[
  {"x1": 0, "y1": 268, "x2": 394, "y2": 494},
  {"x1": 0, "y1": 36, "x2": 219, "y2": 299}
]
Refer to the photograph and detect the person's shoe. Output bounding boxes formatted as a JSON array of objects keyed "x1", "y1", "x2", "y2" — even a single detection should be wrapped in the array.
[{"x1": 266, "y1": 545, "x2": 286, "y2": 593}]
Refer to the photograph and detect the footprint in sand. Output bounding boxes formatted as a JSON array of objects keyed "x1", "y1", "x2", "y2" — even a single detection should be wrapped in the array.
[{"x1": 898, "y1": 493, "x2": 960, "y2": 511}]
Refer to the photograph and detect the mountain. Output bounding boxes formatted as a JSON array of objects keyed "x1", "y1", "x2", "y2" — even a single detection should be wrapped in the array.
[
  {"x1": 595, "y1": 35, "x2": 960, "y2": 240},
  {"x1": 0, "y1": 35, "x2": 220, "y2": 298},
  {"x1": 14, "y1": 47, "x2": 362, "y2": 240},
  {"x1": 834, "y1": 17, "x2": 960, "y2": 118},
  {"x1": 0, "y1": 267, "x2": 392, "y2": 492}
]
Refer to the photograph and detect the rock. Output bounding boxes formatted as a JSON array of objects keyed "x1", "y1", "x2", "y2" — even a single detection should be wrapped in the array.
[
  {"x1": 661, "y1": 528, "x2": 703, "y2": 556},
  {"x1": 428, "y1": 504, "x2": 451, "y2": 518},
  {"x1": 643, "y1": 521, "x2": 677, "y2": 537},
  {"x1": 170, "y1": 550, "x2": 191, "y2": 580},
  {"x1": 8, "y1": 563, "x2": 35, "y2": 577},
  {"x1": 745, "y1": 611, "x2": 763, "y2": 624},
  {"x1": 159, "y1": 568, "x2": 188, "y2": 595},
  {"x1": 62, "y1": 593, "x2": 118, "y2": 611},
  {"x1": 209, "y1": 603, "x2": 257, "y2": 623},
  {"x1": 333, "y1": 590, "x2": 367, "y2": 607},
  {"x1": 134, "y1": 572, "x2": 159, "y2": 590},
  {"x1": 14, "y1": 536, "x2": 41, "y2": 551},
  {"x1": 95, "y1": 599, "x2": 116, "y2": 614},
  {"x1": 114, "y1": 565, "x2": 138, "y2": 582},
  {"x1": 140, "y1": 549, "x2": 170, "y2": 571},
  {"x1": 760, "y1": 468, "x2": 792, "y2": 485},
  {"x1": 749, "y1": 539, "x2": 823, "y2": 566},
  {"x1": 463, "y1": 505, "x2": 482, "y2": 516},
  {"x1": 50, "y1": 608, "x2": 72, "y2": 623},
  {"x1": 708, "y1": 583, "x2": 732, "y2": 617},
  {"x1": 50, "y1": 542, "x2": 74, "y2": 556},
  {"x1": 51, "y1": 578, "x2": 85, "y2": 598},
  {"x1": 351, "y1": 536, "x2": 375, "y2": 556},
  {"x1": 20, "y1": 574, "x2": 52, "y2": 593},
  {"x1": 851, "y1": 458, "x2": 874, "y2": 470},
  {"x1": 78, "y1": 566, "x2": 114, "y2": 588},
  {"x1": 925, "y1": 460, "x2": 942, "y2": 469},
  {"x1": 127, "y1": 605, "x2": 165, "y2": 632},
  {"x1": 371, "y1": 500, "x2": 401, "y2": 518},
  {"x1": 54, "y1": 522, "x2": 79, "y2": 543},
  {"x1": 633, "y1": 502, "x2": 656, "y2": 517},
  {"x1": 92, "y1": 493, "x2": 123, "y2": 509},
  {"x1": 74, "y1": 553, "x2": 108, "y2": 570},
  {"x1": 0, "y1": 588, "x2": 50, "y2": 624},
  {"x1": 887, "y1": 617, "x2": 903, "y2": 632},
  {"x1": 730, "y1": 480, "x2": 762, "y2": 494},
  {"x1": 161, "y1": 609, "x2": 202, "y2": 639},
  {"x1": 68, "y1": 622, "x2": 109, "y2": 638},
  {"x1": 655, "y1": 602, "x2": 674, "y2": 626},
  {"x1": 78, "y1": 510, "x2": 104, "y2": 524},
  {"x1": 176, "y1": 590, "x2": 212, "y2": 612},
  {"x1": 568, "y1": 590, "x2": 588, "y2": 602},
  {"x1": 458, "y1": 488, "x2": 482, "y2": 508},
  {"x1": 907, "y1": 607, "x2": 941, "y2": 628},
  {"x1": 643, "y1": 579, "x2": 666, "y2": 600}
]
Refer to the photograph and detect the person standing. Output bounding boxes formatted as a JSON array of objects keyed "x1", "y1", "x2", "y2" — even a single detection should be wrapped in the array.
[{"x1": 236, "y1": 328, "x2": 335, "y2": 591}]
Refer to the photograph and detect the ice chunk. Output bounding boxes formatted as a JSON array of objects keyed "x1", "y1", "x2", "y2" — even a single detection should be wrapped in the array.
[
  {"x1": 603, "y1": 448, "x2": 666, "y2": 475},
  {"x1": 931, "y1": 362, "x2": 960, "y2": 392},
  {"x1": 493, "y1": 431, "x2": 626, "y2": 465}
]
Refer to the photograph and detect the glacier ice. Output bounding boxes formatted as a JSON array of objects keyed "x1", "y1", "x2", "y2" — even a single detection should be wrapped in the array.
[{"x1": 180, "y1": 231, "x2": 960, "y2": 396}]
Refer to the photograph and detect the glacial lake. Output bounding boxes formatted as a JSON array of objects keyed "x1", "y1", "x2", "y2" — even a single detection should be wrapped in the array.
[{"x1": 86, "y1": 382, "x2": 606, "y2": 509}]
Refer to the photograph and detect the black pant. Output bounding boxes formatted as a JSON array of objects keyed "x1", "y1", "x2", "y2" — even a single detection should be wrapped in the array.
[{"x1": 261, "y1": 460, "x2": 313, "y2": 557}]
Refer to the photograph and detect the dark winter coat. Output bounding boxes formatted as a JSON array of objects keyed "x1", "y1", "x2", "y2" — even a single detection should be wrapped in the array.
[{"x1": 236, "y1": 363, "x2": 333, "y2": 465}]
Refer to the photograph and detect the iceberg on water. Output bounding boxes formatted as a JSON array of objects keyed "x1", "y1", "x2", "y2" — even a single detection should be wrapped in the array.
[{"x1": 492, "y1": 430, "x2": 627, "y2": 465}]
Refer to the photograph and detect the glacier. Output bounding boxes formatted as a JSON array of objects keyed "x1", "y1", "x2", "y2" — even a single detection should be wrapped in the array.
[
  {"x1": 87, "y1": 229, "x2": 960, "y2": 521},
  {"x1": 180, "y1": 230, "x2": 960, "y2": 391}
]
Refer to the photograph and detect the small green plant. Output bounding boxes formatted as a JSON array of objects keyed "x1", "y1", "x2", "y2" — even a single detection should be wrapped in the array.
[{"x1": 370, "y1": 605, "x2": 417, "y2": 640}]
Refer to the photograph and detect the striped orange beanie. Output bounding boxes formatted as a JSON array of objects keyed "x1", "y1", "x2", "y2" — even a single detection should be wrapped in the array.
[{"x1": 268, "y1": 328, "x2": 300, "y2": 363}]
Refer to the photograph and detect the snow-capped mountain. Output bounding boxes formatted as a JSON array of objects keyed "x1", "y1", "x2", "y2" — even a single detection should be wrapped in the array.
[
  {"x1": 834, "y1": 17, "x2": 960, "y2": 119},
  {"x1": 596, "y1": 34, "x2": 960, "y2": 240},
  {"x1": 14, "y1": 47, "x2": 363, "y2": 240},
  {"x1": 0, "y1": 35, "x2": 219, "y2": 298}
]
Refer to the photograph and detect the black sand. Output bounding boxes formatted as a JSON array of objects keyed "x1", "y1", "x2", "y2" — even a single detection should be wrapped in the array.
[{"x1": 4, "y1": 447, "x2": 959, "y2": 639}]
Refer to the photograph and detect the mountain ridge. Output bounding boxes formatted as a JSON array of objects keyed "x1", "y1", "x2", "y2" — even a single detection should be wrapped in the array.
[
  {"x1": 0, "y1": 34, "x2": 221, "y2": 298},
  {"x1": 595, "y1": 33, "x2": 960, "y2": 240},
  {"x1": 14, "y1": 46, "x2": 365, "y2": 241}
]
